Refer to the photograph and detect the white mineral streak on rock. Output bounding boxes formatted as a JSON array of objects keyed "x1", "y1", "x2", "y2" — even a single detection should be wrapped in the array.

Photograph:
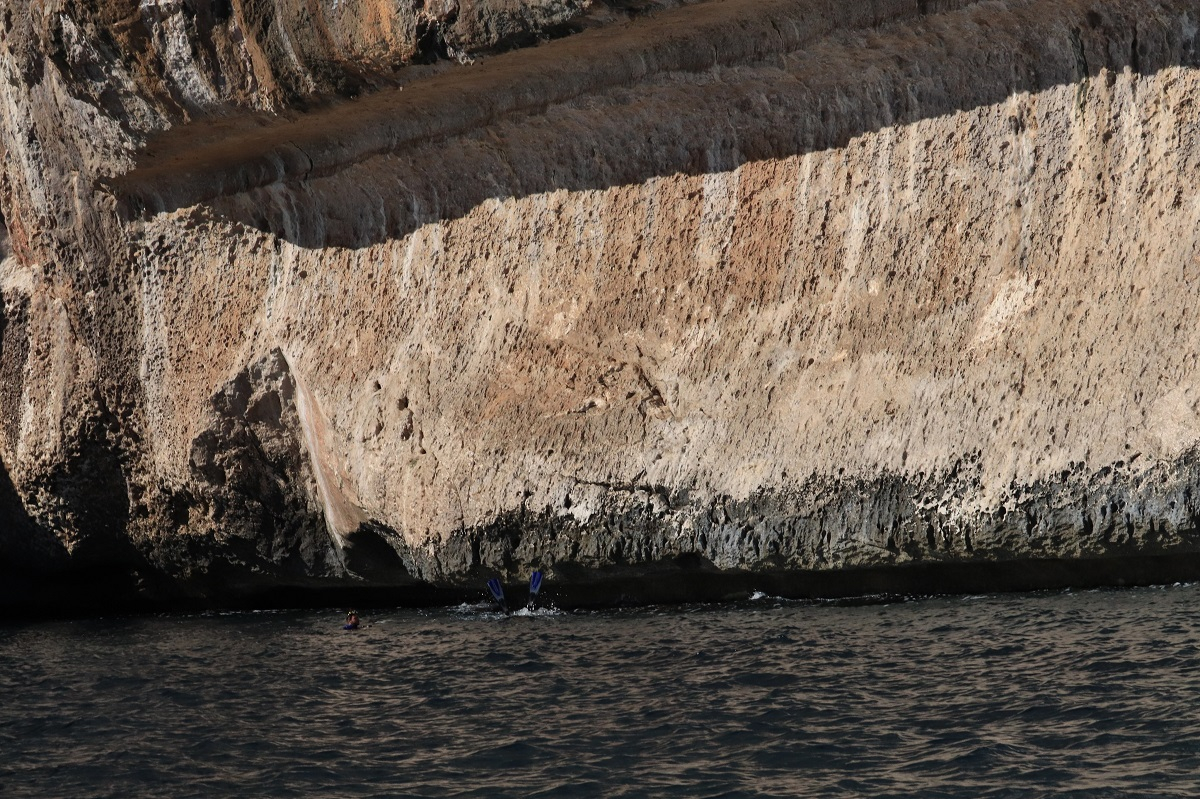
[
  {"x1": 136, "y1": 227, "x2": 174, "y2": 476},
  {"x1": 289, "y1": 351, "x2": 366, "y2": 543}
]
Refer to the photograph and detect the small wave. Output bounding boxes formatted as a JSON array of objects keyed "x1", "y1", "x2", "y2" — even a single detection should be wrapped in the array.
[
  {"x1": 451, "y1": 601, "x2": 504, "y2": 617},
  {"x1": 512, "y1": 606, "x2": 563, "y2": 617}
]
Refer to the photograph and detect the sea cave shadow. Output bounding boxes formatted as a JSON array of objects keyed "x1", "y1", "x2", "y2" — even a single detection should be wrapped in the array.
[
  {"x1": 0, "y1": 452, "x2": 69, "y2": 590},
  {"x1": 0, "y1": 290, "x2": 49, "y2": 574},
  {"x1": 0, "y1": 288, "x2": 153, "y2": 609},
  {"x1": 116, "y1": 0, "x2": 1198, "y2": 251},
  {"x1": 0, "y1": 424, "x2": 171, "y2": 616}
]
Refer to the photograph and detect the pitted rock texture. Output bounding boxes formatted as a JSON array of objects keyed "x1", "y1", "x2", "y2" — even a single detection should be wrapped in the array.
[{"x1": 2, "y1": 0, "x2": 1200, "y2": 611}]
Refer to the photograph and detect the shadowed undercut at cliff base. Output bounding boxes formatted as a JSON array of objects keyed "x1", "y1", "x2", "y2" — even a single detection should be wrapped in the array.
[{"x1": 2, "y1": 0, "x2": 1200, "y2": 613}]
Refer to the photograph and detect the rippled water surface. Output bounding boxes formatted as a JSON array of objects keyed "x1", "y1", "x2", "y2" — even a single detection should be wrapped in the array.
[{"x1": 4, "y1": 585, "x2": 1200, "y2": 798}]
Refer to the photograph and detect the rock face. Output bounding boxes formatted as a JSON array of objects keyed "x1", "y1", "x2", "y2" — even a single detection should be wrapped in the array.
[{"x1": 2, "y1": 0, "x2": 1200, "y2": 613}]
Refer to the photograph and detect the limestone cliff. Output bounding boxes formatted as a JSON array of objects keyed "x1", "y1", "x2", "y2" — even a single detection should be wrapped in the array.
[{"x1": 2, "y1": 0, "x2": 1200, "y2": 613}]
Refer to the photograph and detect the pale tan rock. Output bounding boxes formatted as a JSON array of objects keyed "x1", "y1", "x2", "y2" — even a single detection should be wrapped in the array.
[{"x1": 1, "y1": 0, "x2": 1199, "y2": 609}]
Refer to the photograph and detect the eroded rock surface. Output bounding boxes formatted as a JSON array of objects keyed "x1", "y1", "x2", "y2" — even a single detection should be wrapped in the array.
[{"x1": 2, "y1": 0, "x2": 1200, "y2": 612}]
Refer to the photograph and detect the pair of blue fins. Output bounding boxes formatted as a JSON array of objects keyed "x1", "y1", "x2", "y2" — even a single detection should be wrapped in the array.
[{"x1": 486, "y1": 570, "x2": 544, "y2": 614}]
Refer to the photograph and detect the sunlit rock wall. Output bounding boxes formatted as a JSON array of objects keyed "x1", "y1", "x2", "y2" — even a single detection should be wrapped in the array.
[{"x1": 2, "y1": 0, "x2": 1200, "y2": 609}]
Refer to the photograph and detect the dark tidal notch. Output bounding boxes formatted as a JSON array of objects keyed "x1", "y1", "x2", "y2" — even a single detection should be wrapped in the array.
[
  {"x1": 533, "y1": 552, "x2": 1200, "y2": 608},
  {"x1": 6, "y1": 552, "x2": 1200, "y2": 622}
]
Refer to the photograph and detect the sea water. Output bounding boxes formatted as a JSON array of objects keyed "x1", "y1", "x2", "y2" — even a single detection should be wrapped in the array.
[{"x1": 3, "y1": 585, "x2": 1200, "y2": 798}]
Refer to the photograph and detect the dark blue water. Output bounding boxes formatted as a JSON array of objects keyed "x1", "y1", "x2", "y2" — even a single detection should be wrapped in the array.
[{"x1": 3, "y1": 585, "x2": 1200, "y2": 798}]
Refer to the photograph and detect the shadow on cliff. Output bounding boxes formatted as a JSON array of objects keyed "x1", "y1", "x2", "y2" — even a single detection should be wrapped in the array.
[
  {"x1": 0, "y1": 288, "x2": 58, "y2": 605},
  {"x1": 110, "y1": 0, "x2": 1200, "y2": 250},
  {"x1": 0, "y1": 286, "x2": 173, "y2": 615},
  {"x1": 0, "y1": 419, "x2": 174, "y2": 618},
  {"x1": 0, "y1": 455, "x2": 66, "y2": 603}
]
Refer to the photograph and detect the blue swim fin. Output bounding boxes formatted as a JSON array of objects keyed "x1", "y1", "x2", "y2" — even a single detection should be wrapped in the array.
[
  {"x1": 486, "y1": 577, "x2": 507, "y2": 613},
  {"x1": 528, "y1": 570, "x2": 544, "y2": 609}
]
